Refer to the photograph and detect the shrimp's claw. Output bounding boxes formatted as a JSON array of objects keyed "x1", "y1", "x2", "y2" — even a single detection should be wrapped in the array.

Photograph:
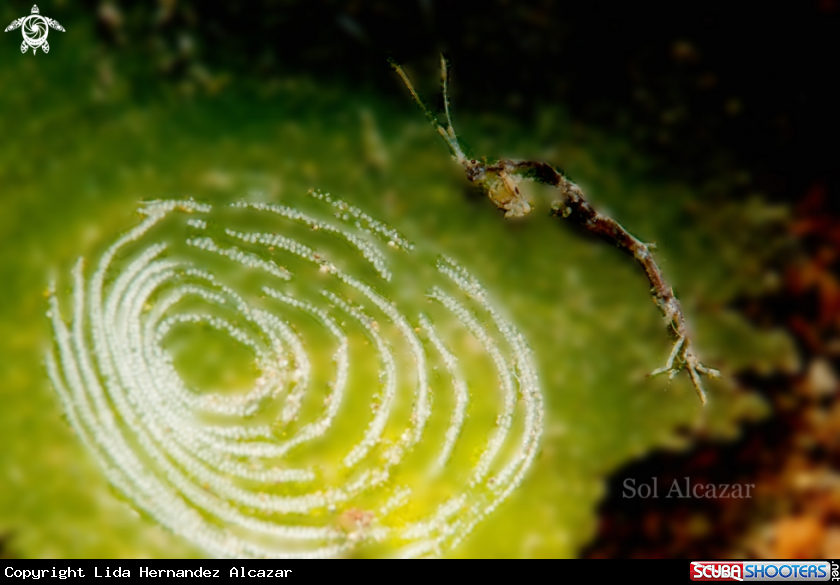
[{"x1": 648, "y1": 335, "x2": 719, "y2": 405}]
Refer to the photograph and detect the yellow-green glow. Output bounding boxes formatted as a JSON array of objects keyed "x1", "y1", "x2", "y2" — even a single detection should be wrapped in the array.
[{"x1": 45, "y1": 194, "x2": 543, "y2": 558}]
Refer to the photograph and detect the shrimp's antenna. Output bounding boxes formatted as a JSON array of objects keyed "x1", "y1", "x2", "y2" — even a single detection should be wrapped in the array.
[
  {"x1": 440, "y1": 55, "x2": 460, "y2": 152},
  {"x1": 390, "y1": 57, "x2": 466, "y2": 164}
]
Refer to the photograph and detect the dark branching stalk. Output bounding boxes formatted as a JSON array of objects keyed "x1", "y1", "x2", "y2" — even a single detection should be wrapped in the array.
[{"x1": 391, "y1": 56, "x2": 720, "y2": 404}]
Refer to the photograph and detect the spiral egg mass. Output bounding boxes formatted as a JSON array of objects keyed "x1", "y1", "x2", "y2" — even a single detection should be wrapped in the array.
[{"x1": 46, "y1": 191, "x2": 544, "y2": 558}]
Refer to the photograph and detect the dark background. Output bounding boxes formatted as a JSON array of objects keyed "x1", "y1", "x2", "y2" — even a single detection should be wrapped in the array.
[{"x1": 80, "y1": 0, "x2": 840, "y2": 209}]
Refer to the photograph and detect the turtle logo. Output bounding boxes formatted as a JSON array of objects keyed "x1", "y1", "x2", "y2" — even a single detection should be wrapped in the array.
[{"x1": 5, "y1": 5, "x2": 65, "y2": 55}]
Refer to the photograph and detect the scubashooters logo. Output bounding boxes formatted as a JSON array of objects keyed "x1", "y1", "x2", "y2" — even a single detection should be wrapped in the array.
[{"x1": 691, "y1": 561, "x2": 832, "y2": 581}]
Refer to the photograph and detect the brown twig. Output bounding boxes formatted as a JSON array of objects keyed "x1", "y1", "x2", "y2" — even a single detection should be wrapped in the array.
[{"x1": 391, "y1": 55, "x2": 720, "y2": 404}]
